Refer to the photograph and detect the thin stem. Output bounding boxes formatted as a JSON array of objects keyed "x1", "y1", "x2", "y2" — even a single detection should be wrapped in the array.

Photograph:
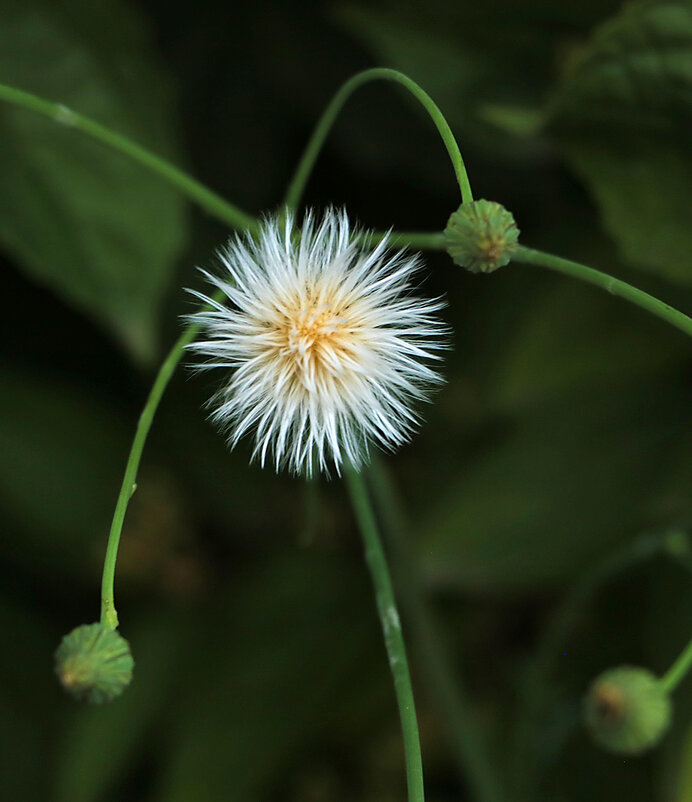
[
  {"x1": 661, "y1": 634, "x2": 692, "y2": 693},
  {"x1": 344, "y1": 465, "x2": 425, "y2": 802},
  {"x1": 284, "y1": 68, "x2": 473, "y2": 210},
  {"x1": 0, "y1": 74, "x2": 448, "y2": 627},
  {"x1": 513, "y1": 245, "x2": 692, "y2": 339},
  {"x1": 0, "y1": 83, "x2": 258, "y2": 234},
  {"x1": 99, "y1": 290, "x2": 222, "y2": 628},
  {"x1": 367, "y1": 457, "x2": 504, "y2": 802}
]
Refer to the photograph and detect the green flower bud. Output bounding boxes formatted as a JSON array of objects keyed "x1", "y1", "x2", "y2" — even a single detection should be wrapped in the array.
[
  {"x1": 584, "y1": 666, "x2": 671, "y2": 755},
  {"x1": 55, "y1": 623, "x2": 134, "y2": 703},
  {"x1": 444, "y1": 199, "x2": 519, "y2": 273}
]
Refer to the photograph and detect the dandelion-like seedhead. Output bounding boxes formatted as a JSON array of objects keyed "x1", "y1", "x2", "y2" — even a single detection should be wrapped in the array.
[{"x1": 187, "y1": 209, "x2": 446, "y2": 476}]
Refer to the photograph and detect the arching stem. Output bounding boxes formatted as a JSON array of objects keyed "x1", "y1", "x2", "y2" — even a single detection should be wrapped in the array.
[
  {"x1": 284, "y1": 67, "x2": 473, "y2": 210},
  {"x1": 99, "y1": 315, "x2": 206, "y2": 627},
  {"x1": 99, "y1": 284, "x2": 226, "y2": 627}
]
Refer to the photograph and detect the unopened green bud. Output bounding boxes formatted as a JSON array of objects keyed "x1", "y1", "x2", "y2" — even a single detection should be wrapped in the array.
[
  {"x1": 584, "y1": 666, "x2": 671, "y2": 755},
  {"x1": 55, "y1": 623, "x2": 134, "y2": 703},
  {"x1": 444, "y1": 199, "x2": 519, "y2": 273}
]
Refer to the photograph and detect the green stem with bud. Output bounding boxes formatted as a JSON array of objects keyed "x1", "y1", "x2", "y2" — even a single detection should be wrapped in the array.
[
  {"x1": 661, "y1": 635, "x2": 692, "y2": 693},
  {"x1": 283, "y1": 67, "x2": 473, "y2": 210},
  {"x1": 513, "y1": 245, "x2": 692, "y2": 339},
  {"x1": 345, "y1": 465, "x2": 425, "y2": 802},
  {"x1": 12, "y1": 71, "x2": 692, "y2": 771},
  {"x1": 512, "y1": 529, "x2": 682, "y2": 797},
  {"x1": 0, "y1": 79, "x2": 449, "y2": 628}
]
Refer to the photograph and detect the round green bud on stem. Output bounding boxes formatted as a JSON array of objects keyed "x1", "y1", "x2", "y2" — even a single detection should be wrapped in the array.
[
  {"x1": 444, "y1": 199, "x2": 519, "y2": 273},
  {"x1": 55, "y1": 623, "x2": 134, "y2": 703},
  {"x1": 584, "y1": 666, "x2": 671, "y2": 755}
]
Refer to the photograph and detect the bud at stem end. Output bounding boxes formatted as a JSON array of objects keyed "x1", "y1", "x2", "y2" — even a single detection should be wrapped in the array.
[
  {"x1": 444, "y1": 199, "x2": 519, "y2": 273},
  {"x1": 584, "y1": 666, "x2": 671, "y2": 755},
  {"x1": 55, "y1": 623, "x2": 134, "y2": 703}
]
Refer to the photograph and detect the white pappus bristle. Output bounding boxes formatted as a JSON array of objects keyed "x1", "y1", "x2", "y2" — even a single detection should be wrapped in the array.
[{"x1": 186, "y1": 208, "x2": 447, "y2": 476}]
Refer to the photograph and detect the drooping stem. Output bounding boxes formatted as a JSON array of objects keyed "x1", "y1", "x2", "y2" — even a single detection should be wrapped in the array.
[
  {"x1": 0, "y1": 80, "x2": 449, "y2": 628},
  {"x1": 284, "y1": 67, "x2": 473, "y2": 210},
  {"x1": 513, "y1": 245, "x2": 692, "y2": 339},
  {"x1": 367, "y1": 457, "x2": 504, "y2": 802},
  {"x1": 99, "y1": 293, "x2": 221, "y2": 628},
  {"x1": 99, "y1": 326, "x2": 199, "y2": 627},
  {"x1": 0, "y1": 82, "x2": 258, "y2": 234},
  {"x1": 661, "y1": 634, "x2": 692, "y2": 693},
  {"x1": 344, "y1": 465, "x2": 425, "y2": 802}
]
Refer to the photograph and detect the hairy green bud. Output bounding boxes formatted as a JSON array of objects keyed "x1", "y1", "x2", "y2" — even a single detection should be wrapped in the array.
[
  {"x1": 55, "y1": 623, "x2": 134, "y2": 703},
  {"x1": 584, "y1": 666, "x2": 671, "y2": 755},
  {"x1": 444, "y1": 199, "x2": 519, "y2": 273}
]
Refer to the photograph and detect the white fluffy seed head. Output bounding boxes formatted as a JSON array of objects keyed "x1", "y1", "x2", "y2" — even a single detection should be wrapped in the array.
[{"x1": 186, "y1": 208, "x2": 447, "y2": 476}]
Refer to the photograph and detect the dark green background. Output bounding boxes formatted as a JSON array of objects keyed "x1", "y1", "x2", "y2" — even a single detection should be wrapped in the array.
[{"x1": 2, "y1": 0, "x2": 692, "y2": 799}]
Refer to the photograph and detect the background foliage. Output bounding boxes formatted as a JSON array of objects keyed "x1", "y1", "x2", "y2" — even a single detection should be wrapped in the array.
[{"x1": 1, "y1": 0, "x2": 692, "y2": 799}]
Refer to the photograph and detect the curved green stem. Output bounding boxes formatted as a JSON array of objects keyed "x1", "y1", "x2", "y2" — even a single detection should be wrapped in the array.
[
  {"x1": 661, "y1": 634, "x2": 692, "y2": 693},
  {"x1": 100, "y1": 291, "x2": 222, "y2": 628},
  {"x1": 345, "y1": 465, "x2": 425, "y2": 802},
  {"x1": 0, "y1": 83, "x2": 258, "y2": 234},
  {"x1": 513, "y1": 245, "x2": 692, "y2": 339},
  {"x1": 367, "y1": 457, "x2": 504, "y2": 802},
  {"x1": 0, "y1": 76, "x2": 453, "y2": 630},
  {"x1": 284, "y1": 68, "x2": 472, "y2": 210}
]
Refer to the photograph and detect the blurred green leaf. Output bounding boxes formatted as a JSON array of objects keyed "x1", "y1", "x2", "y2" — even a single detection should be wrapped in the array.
[
  {"x1": 477, "y1": 103, "x2": 546, "y2": 138},
  {"x1": 0, "y1": 0, "x2": 188, "y2": 361},
  {"x1": 418, "y1": 378, "x2": 690, "y2": 592},
  {"x1": 550, "y1": 0, "x2": 692, "y2": 284},
  {"x1": 154, "y1": 553, "x2": 384, "y2": 802},
  {"x1": 0, "y1": 365, "x2": 127, "y2": 568}
]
